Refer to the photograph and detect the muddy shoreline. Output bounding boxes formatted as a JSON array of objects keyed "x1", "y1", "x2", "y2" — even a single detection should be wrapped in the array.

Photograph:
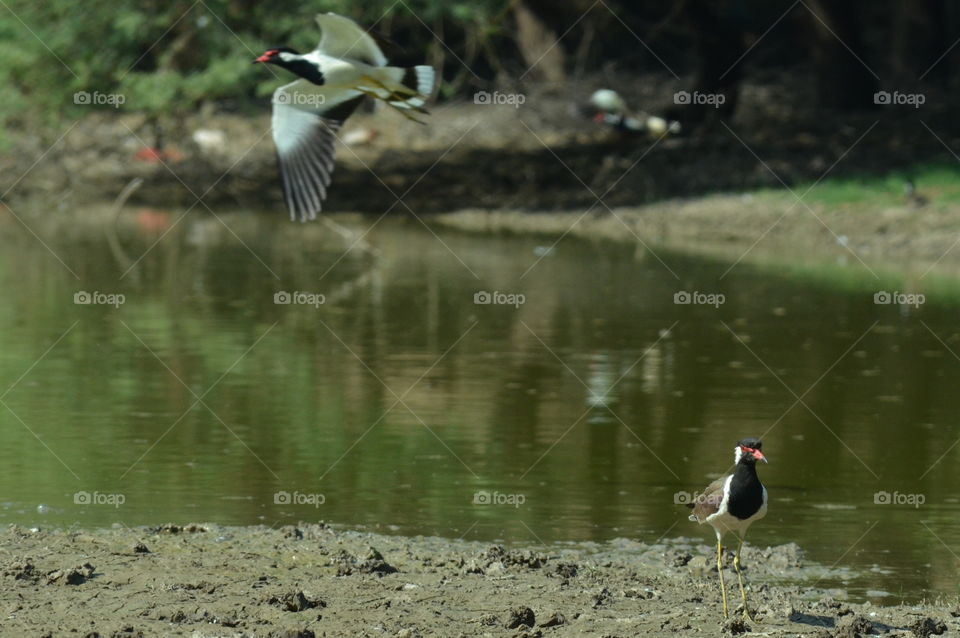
[
  {"x1": 1, "y1": 523, "x2": 954, "y2": 637},
  {"x1": 428, "y1": 194, "x2": 960, "y2": 285}
]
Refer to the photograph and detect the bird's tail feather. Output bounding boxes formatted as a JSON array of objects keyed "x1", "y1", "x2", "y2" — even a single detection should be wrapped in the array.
[{"x1": 356, "y1": 65, "x2": 435, "y2": 113}]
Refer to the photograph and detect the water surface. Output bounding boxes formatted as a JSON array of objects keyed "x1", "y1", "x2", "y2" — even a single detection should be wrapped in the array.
[{"x1": 1, "y1": 208, "x2": 958, "y2": 602}]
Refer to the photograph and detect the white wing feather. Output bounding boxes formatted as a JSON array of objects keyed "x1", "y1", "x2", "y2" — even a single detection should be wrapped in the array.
[
  {"x1": 270, "y1": 80, "x2": 365, "y2": 221},
  {"x1": 314, "y1": 13, "x2": 387, "y2": 67}
]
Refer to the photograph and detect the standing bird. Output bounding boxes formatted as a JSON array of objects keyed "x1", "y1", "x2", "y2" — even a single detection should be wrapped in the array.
[
  {"x1": 687, "y1": 438, "x2": 768, "y2": 620},
  {"x1": 254, "y1": 13, "x2": 436, "y2": 222}
]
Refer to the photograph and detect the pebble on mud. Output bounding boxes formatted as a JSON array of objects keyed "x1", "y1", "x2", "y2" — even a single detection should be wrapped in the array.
[
  {"x1": 335, "y1": 547, "x2": 398, "y2": 576},
  {"x1": 539, "y1": 612, "x2": 565, "y2": 627},
  {"x1": 552, "y1": 562, "x2": 578, "y2": 579},
  {"x1": 132, "y1": 542, "x2": 150, "y2": 554},
  {"x1": 268, "y1": 590, "x2": 325, "y2": 612},
  {"x1": 722, "y1": 617, "x2": 751, "y2": 634},
  {"x1": 151, "y1": 523, "x2": 208, "y2": 534},
  {"x1": 911, "y1": 617, "x2": 947, "y2": 637},
  {"x1": 505, "y1": 606, "x2": 536, "y2": 629},
  {"x1": 4, "y1": 559, "x2": 39, "y2": 583},
  {"x1": 835, "y1": 615, "x2": 874, "y2": 638},
  {"x1": 46, "y1": 562, "x2": 95, "y2": 585}
]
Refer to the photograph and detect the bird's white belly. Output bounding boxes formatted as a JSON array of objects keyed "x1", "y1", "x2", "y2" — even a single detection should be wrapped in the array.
[
  {"x1": 304, "y1": 53, "x2": 370, "y2": 87},
  {"x1": 706, "y1": 489, "x2": 767, "y2": 539}
]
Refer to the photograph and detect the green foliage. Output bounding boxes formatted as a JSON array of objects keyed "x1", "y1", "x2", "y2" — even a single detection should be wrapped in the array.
[{"x1": 0, "y1": 0, "x2": 509, "y2": 129}]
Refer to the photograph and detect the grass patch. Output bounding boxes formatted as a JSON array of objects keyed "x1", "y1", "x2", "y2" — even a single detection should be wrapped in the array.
[{"x1": 792, "y1": 162, "x2": 960, "y2": 207}]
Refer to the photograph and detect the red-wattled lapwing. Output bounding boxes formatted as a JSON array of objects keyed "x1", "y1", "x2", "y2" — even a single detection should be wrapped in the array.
[
  {"x1": 254, "y1": 13, "x2": 436, "y2": 222},
  {"x1": 687, "y1": 437, "x2": 767, "y2": 620},
  {"x1": 587, "y1": 89, "x2": 680, "y2": 138}
]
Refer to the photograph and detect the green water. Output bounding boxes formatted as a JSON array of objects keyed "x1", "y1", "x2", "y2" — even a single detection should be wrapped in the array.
[{"x1": 1, "y1": 209, "x2": 959, "y2": 602}]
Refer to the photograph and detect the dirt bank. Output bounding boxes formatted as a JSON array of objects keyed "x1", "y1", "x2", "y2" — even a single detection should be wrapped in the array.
[
  {"x1": 429, "y1": 192, "x2": 960, "y2": 285},
  {"x1": 1, "y1": 523, "x2": 954, "y2": 637},
  {"x1": 4, "y1": 74, "x2": 960, "y2": 217}
]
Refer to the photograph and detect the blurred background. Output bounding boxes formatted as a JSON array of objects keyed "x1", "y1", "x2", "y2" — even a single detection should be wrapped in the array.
[{"x1": 2, "y1": 0, "x2": 960, "y2": 604}]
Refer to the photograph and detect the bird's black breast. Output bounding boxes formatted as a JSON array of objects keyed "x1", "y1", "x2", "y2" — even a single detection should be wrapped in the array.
[
  {"x1": 285, "y1": 60, "x2": 325, "y2": 85},
  {"x1": 727, "y1": 463, "x2": 764, "y2": 520}
]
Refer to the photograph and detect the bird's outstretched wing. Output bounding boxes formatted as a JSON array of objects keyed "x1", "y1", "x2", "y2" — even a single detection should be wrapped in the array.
[
  {"x1": 688, "y1": 475, "x2": 728, "y2": 523},
  {"x1": 271, "y1": 80, "x2": 365, "y2": 221},
  {"x1": 314, "y1": 13, "x2": 387, "y2": 67}
]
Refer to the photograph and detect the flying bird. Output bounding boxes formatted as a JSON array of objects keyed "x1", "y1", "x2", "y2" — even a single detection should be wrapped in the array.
[
  {"x1": 587, "y1": 89, "x2": 680, "y2": 138},
  {"x1": 254, "y1": 13, "x2": 436, "y2": 222},
  {"x1": 686, "y1": 438, "x2": 768, "y2": 621}
]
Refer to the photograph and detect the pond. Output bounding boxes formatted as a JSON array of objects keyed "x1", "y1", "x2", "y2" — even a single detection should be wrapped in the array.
[{"x1": 0, "y1": 207, "x2": 958, "y2": 602}]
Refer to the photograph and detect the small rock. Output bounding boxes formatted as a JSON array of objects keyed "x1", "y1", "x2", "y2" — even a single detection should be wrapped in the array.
[
  {"x1": 553, "y1": 562, "x2": 578, "y2": 579},
  {"x1": 478, "y1": 613, "x2": 498, "y2": 626},
  {"x1": 4, "y1": 559, "x2": 39, "y2": 583},
  {"x1": 505, "y1": 606, "x2": 535, "y2": 629},
  {"x1": 335, "y1": 547, "x2": 398, "y2": 576},
  {"x1": 46, "y1": 562, "x2": 94, "y2": 585},
  {"x1": 835, "y1": 615, "x2": 873, "y2": 638},
  {"x1": 268, "y1": 590, "x2": 325, "y2": 612},
  {"x1": 722, "y1": 617, "x2": 750, "y2": 635},
  {"x1": 133, "y1": 542, "x2": 150, "y2": 554},
  {"x1": 911, "y1": 617, "x2": 947, "y2": 638},
  {"x1": 591, "y1": 587, "x2": 611, "y2": 608},
  {"x1": 539, "y1": 612, "x2": 565, "y2": 627}
]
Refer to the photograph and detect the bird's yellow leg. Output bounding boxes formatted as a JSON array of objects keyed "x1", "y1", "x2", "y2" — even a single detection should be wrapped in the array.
[
  {"x1": 716, "y1": 536, "x2": 729, "y2": 619},
  {"x1": 734, "y1": 537, "x2": 758, "y2": 622},
  {"x1": 356, "y1": 76, "x2": 429, "y2": 114},
  {"x1": 359, "y1": 74, "x2": 419, "y2": 97},
  {"x1": 352, "y1": 87, "x2": 427, "y2": 124}
]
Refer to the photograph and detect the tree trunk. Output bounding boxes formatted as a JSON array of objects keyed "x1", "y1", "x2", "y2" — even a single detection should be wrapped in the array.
[
  {"x1": 806, "y1": 0, "x2": 878, "y2": 110},
  {"x1": 669, "y1": 0, "x2": 745, "y2": 123},
  {"x1": 892, "y1": 0, "x2": 947, "y2": 84},
  {"x1": 514, "y1": 1, "x2": 566, "y2": 84}
]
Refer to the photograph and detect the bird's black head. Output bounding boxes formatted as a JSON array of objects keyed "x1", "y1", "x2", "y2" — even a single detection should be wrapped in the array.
[
  {"x1": 253, "y1": 47, "x2": 300, "y2": 65},
  {"x1": 734, "y1": 438, "x2": 766, "y2": 465}
]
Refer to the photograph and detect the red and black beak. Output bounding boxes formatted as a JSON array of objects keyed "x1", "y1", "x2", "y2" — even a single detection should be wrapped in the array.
[
  {"x1": 741, "y1": 446, "x2": 767, "y2": 463},
  {"x1": 253, "y1": 52, "x2": 273, "y2": 64}
]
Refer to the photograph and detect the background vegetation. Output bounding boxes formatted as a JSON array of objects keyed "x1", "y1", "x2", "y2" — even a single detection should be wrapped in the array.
[{"x1": 2, "y1": 0, "x2": 959, "y2": 128}]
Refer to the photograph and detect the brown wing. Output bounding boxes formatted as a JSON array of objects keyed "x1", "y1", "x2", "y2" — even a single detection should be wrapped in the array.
[{"x1": 688, "y1": 475, "x2": 728, "y2": 522}]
